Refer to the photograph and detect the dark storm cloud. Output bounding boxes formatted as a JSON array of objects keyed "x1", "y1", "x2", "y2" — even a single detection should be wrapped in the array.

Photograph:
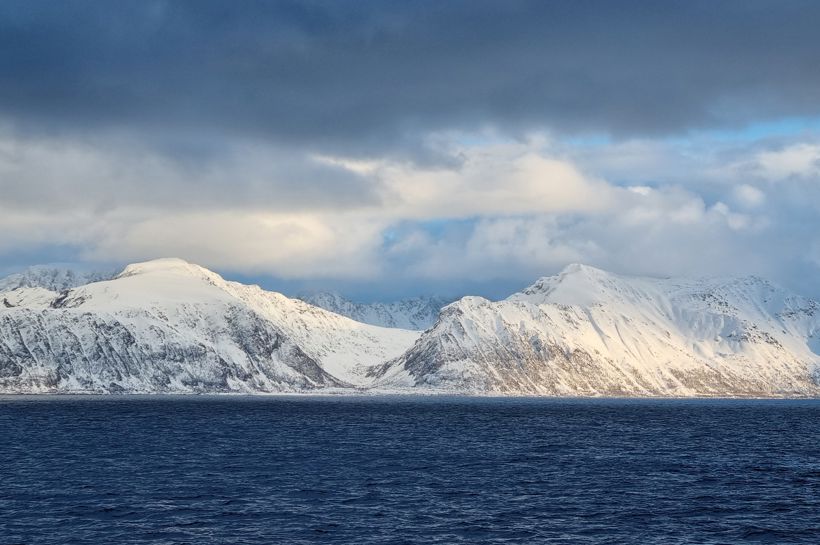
[{"x1": 1, "y1": 0, "x2": 820, "y2": 156}]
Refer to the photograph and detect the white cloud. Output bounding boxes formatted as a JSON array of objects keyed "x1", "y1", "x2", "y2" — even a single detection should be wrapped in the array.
[
  {"x1": 320, "y1": 138, "x2": 617, "y2": 220},
  {"x1": 733, "y1": 184, "x2": 766, "y2": 208},
  {"x1": 0, "y1": 127, "x2": 818, "y2": 297},
  {"x1": 382, "y1": 183, "x2": 772, "y2": 284},
  {"x1": 755, "y1": 143, "x2": 820, "y2": 180},
  {"x1": 84, "y1": 211, "x2": 388, "y2": 279},
  {"x1": 0, "y1": 127, "x2": 378, "y2": 213}
]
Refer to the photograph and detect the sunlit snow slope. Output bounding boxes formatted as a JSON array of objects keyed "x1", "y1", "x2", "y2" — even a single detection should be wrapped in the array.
[{"x1": 371, "y1": 264, "x2": 820, "y2": 396}]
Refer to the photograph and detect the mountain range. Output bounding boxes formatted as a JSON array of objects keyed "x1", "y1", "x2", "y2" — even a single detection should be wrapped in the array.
[{"x1": 1, "y1": 259, "x2": 818, "y2": 396}]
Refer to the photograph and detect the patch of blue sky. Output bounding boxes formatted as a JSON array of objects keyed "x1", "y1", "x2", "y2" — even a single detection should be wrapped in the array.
[
  {"x1": 562, "y1": 133, "x2": 613, "y2": 148},
  {"x1": 682, "y1": 116, "x2": 820, "y2": 144},
  {"x1": 382, "y1": 218, "x2": 479, "y2": 246},
  {"x1": 0, "y1": 244, "x2": 108, "y2": 278},
  {"x1": 558, "y1": 117, "x2": 820, "y2": 151}
]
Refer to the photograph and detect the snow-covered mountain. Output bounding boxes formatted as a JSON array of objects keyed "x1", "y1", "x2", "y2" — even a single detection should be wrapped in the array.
[
  {"x1": 0, "y1": 258, "x2": 419, "y2": 393},
  {"x1": 299, "y1": 292, "x2": 449, "y2": 330},
  {"x1": 370, "y1": 264, "x2": 820, "y2": 397},
  {"x1": 2, "y1": 260, "x2": 819, "y2": 396}
]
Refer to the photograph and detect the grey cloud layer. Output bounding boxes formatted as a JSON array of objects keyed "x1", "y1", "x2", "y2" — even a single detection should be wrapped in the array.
[
  {"x1": 2, "y1": 0, "x2": 820, "y2": 153},
  {"x1": 2, "y1": 1, "x2": 820, "y2": 301}
]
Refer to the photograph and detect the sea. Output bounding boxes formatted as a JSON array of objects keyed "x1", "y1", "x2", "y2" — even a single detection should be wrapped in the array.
[{"x1": 1, "y1": 395, "x2": 819, "y2": 544}]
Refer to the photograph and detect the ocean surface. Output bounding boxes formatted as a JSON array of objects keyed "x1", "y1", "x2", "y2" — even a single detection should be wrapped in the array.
[{"x1": 1, "y1": 396, "x2": 819, "y2": 544}]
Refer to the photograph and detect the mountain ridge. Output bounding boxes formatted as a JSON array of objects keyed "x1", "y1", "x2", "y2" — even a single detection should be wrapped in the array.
[
  {"x1": 0, "y1": 265, "x2": 115, "y2": 294},
  {"x1": 299, "y1": 291, "x2": 450, "y2": 330}
]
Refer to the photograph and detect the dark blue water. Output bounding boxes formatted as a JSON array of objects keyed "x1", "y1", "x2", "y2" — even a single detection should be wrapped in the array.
[{"x1": 2, "y1": 396, "x2": 819, "y2": 544}]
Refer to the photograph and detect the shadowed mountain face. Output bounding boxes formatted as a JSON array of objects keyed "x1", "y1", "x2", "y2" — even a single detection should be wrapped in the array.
[
  {"x1": 1, "y1": 260, "x2": 819, "y2": 396},
  {"x1": 371, "y1": 265, "x2": 820, "y2": 397}
]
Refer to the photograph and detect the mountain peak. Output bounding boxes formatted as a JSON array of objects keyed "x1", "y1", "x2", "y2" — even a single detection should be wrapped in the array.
[
  {"x1": 559, "y1": 263, "x2": 607, "y2": 276},
  {"x1": 511, "y1": 263, "x2": 620, "y2": 306},
  {"x1": 116, "y1": 258, "x2": 220, "y2": 281}
]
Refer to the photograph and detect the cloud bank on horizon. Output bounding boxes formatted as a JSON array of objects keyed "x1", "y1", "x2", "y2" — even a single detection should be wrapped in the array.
[{"x1": 1, "y1": 0, "x2": 820, "y2": 300}]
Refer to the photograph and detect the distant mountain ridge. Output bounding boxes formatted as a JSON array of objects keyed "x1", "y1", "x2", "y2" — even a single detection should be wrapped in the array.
[
  {"x1": 299, "y1": 292, "x2": 450, "y2": 330},
  {"x1": 0, "y1": 265, "x2": 115, "y2": 293}
]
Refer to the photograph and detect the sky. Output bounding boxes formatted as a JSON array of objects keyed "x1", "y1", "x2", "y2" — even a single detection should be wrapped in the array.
[{"x1": 1, "y1": 0, "x2": 820, "y2": 301}]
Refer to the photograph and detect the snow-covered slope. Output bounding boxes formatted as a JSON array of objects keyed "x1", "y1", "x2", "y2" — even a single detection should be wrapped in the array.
[
  {"x1": 0, "y1": 259, "x2": 419, "y2": 393},
  {"x1": 300, "y1": 292, "x2": 449, "y2": 330},
  {"x1": 371, "y1": 264, "x2": 820, "y2": 397}
]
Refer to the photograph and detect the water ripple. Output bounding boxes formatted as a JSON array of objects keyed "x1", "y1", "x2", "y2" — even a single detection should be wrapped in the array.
[{"x1": 1, "y1": 395, "x2": 820, "y2": 544}]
